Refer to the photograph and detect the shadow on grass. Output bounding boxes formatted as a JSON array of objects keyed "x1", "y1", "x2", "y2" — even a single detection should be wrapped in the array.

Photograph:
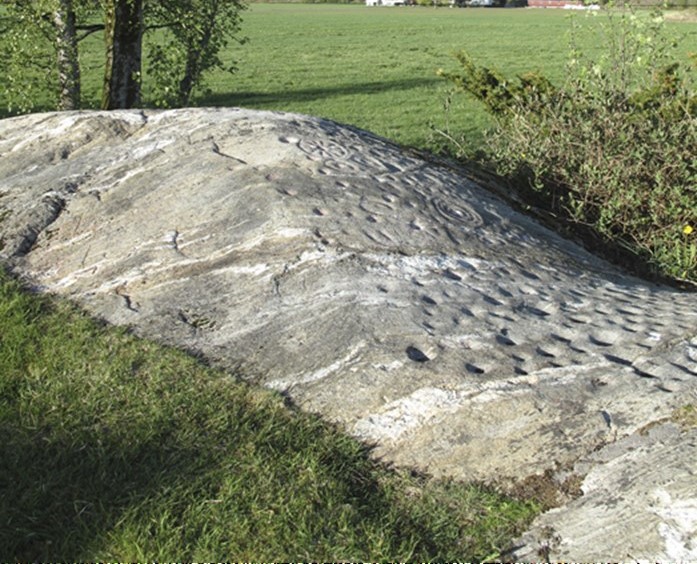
[
  {"x1": 0, "y1": 77, "x2": 439, "y2": 120},
  {"x1": 0, "y1": 404, "x2": 407, "y2": 560},
  {"x1": 197, "y1": 77, "x2": 439, "y2": 108},
  {"x1": 0, "y1": 426, "x2": 191, "y2": 559},
  {"x1": 0, "y1": 407, "x2": 468, "y2": 560},
  {"x1": 0, "y1": 270, "x2": 428, "y2": 560}
]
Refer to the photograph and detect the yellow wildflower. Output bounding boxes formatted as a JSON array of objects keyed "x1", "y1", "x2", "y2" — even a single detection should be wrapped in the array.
[{"x1": 684, "y1": 224, "x2": 694, "y2": 236}]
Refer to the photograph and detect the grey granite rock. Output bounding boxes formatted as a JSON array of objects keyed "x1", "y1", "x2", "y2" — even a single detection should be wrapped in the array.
[
  {"x1": 1, "y1": 108, "x2": 695, "y2": 559},
  {"x1": 510, "y1": 421, "x2": 697, "y2": 561}
]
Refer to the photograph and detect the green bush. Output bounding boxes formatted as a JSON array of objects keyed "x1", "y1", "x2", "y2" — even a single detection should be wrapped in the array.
[{"x1": 439, "y1": 6, "x2": 697, "y2": 283}]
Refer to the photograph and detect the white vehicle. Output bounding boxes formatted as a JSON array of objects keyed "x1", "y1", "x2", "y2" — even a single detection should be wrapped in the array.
[{"x1": 366, "y1": 0, "x2": 407, "y2": 6}]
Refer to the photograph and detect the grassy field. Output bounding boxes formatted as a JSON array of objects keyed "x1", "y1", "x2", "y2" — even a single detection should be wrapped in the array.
[
  {"x1": 168, "y1": 5, "x2": 696, "y2": 147},
  {"x1": 195, "y1": 4, "x2": 582, "y2": 147},
  {"x1": 6, "y1": 4, "x2": 697, "y2": 148},
  {"x1": 45, "y1": 3, "x2": 697, "y2": 149},
  {"x1": 1, "y1": 4, "x2": 696, "y2": 560}
]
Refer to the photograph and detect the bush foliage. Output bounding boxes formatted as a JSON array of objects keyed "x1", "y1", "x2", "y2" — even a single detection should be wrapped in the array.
[{"x1": 439, "y1": 6, "x2": 696, "y2": 283}]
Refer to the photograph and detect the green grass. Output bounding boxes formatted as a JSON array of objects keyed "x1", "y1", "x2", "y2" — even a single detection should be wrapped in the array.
[
  {"x1": 5, "y1": 4, "x2": 696, "y2": 149},
  {"x1": 0, "y1": 269, "x2": 538, "y2": 560},
  {"x1": 176, "y1": 4, "x2": 697, "y2": 148},
  {"x1": 187, "y1": 4, "x2": 599, "y2": 147}
]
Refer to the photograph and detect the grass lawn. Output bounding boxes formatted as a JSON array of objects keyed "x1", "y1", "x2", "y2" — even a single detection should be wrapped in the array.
[
  {"x1": 180, "y1": 4, "x2": 697, "y2": 148},
  {"x1": 44, "y1": 3, "x2": 697, "y2": 149},
  {"x1": 6, "y1": 4, "x2": 697, "y2": 148},
  {"x1": 1, "y1": 3, "x2": 695, "y2": 560},
  {"x1": 194, "y1": 3, "x2": 580, "y2": 147}
]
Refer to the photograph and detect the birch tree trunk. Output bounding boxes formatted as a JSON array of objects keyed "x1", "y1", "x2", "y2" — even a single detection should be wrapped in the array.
[
  {"x1": 101, "y1": 0, "x2": 143, "y2": 110},
  {"x1": 53, "y1": 0, "x2": 81, "y2": 110}
]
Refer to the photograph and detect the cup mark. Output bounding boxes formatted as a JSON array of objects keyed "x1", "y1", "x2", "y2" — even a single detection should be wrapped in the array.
[{"x1": 406, "y1": 345, "x2": 430, "y2": 362}]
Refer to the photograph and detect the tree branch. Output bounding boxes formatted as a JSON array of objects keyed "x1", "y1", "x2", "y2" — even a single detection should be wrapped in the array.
[{"x1": 76, "y1": 23, "x2": 105, "y2": 41}]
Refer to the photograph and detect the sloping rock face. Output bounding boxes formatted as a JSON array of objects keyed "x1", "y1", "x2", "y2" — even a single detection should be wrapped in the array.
[
  {"x1": 512, "y1": 421, "x2": 697, "y2": 561},
  {"x1": 1, "y1": 108, "x2": 695, "y2": 559}
]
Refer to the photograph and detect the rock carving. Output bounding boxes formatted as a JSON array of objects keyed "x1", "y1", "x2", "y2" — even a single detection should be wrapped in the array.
[{"x1": 0, "y1": 108, "x2": 695, "y2": 560}]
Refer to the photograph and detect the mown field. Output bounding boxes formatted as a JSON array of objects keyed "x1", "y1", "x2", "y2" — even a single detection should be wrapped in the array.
[
  {"x1": 6, "y1": 4, "x2": 697, "y2": 148},
  {"x1": 1, "y1": 4, "x2": 696, "y2": 560},
  {"x1": 194, "y1": 3, "x2": 581, "y2": 147},
  {"x1": 149, "y1": 5, "x2": 696, "y2": 146}
]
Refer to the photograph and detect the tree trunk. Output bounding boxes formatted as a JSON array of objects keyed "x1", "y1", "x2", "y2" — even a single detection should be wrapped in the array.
[
  {"x1": 53, "y1": 0, "x2": 81, "y2": 110},
  {"x1": 101, "y1": 0, "x2": 143, "y2": 110}
]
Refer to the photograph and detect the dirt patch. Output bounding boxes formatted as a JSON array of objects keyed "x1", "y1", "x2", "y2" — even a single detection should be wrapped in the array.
[
  {"x1": 637, "y1": 405, "x2": 697, "y2": 435},
  {"x1": 506, "y1": 468, "x2": 584, "y2": 512},
  {"x1": 664, "y1": 9, "x2": 697, "y2": 23}
]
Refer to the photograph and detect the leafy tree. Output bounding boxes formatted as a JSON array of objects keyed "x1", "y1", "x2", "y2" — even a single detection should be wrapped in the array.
[
  {"x1": 0, "y1": 0, "x2": 247, "y2": 112},
  {"x1": 1, "y1": 0, "x2": 98, "y2": 111},
  {"x1": 439, "y1": 7, "x2": 697, "y2": 281},
  {"x1": 53, "y1": 0, "x2": 82, "y2": 110},
  {"x1": 147, "y1": 0, "x2": 247, "y2": 108}
]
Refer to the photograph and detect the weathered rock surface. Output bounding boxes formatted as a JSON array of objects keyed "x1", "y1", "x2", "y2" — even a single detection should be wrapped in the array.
[
  {"x1": 1, "y1": 108, "x2": 695, "y2": 559},
  {"x1": 511, "y1": 420, "x2": 697, "y2": 561}
]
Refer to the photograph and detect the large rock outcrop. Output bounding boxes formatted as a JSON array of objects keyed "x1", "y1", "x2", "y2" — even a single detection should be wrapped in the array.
[{"x1": 1, "y1": 108, "x2": 695, "y2": 559}]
